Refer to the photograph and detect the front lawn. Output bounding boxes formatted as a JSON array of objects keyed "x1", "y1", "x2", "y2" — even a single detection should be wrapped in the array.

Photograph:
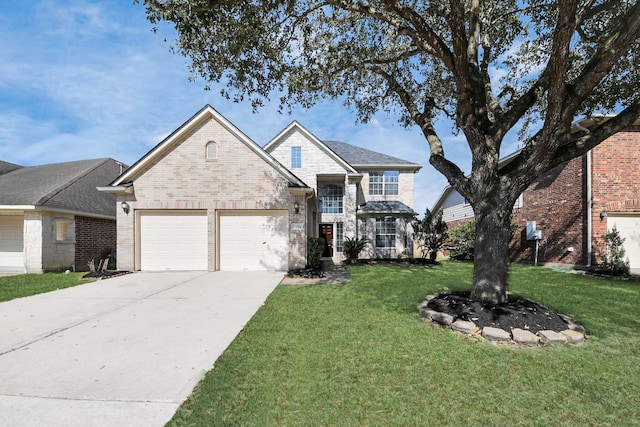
[
  {"x1": 0, "y1": 272, "x2": 88, "y2": 302},
  {"x1": 169, "y1": 262, "x2": 640, "y2": 426}
]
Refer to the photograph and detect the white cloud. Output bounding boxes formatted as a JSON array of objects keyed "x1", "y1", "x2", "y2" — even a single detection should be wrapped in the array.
[{"x1": 0, "y1": 0, "x2": 461, "y2": 215}]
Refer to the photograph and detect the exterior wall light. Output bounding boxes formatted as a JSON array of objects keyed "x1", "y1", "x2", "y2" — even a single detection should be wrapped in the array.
[
  {"x1": 121, "y1": 201, "x2": 130, "y2": 214},
  {"x1": 599, "y1": 210, "x2": 607, "y2": 221},
  {"x1": 294, "y1": 201, "x2": 300, "y2": 214}
]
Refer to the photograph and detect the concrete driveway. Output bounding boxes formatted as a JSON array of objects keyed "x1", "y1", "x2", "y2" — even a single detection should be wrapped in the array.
[{"x1": 0, "y1": 271, "x2": 282, "y2": 427}]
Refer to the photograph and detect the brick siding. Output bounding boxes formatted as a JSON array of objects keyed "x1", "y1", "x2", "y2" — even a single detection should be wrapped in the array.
[{"x1": 75, "y1": 216, "x2": 116, "y2": 271}]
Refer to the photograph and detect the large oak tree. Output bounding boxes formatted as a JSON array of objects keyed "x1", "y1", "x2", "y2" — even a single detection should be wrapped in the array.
[{"x1": 141, "y1": 0, "x2": 640, "y2": 304}]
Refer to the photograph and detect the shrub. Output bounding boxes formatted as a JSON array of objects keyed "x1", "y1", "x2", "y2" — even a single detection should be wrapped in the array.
[
  {"x1": 342, "y1": 237, "x2": 369, "y2": 263},
  {"x1": 447, "y1": 220, "x2": 476, "y2": 260},
  {"x1": 594, "y1": 225, "x2": 630, "y2": 276},
  {"x1": 446, "y1": 220, "x2": 518, "y2": 260},
  {"x1": 307, "y1": 237, "x2": 325, "y2": 270},
  {"x1": 413, "y1": 209, "x2": 448, "y2": 260}
]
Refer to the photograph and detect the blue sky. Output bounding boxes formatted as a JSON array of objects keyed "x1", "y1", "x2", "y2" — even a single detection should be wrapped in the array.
[{"x1": 1, "y1": 1, "x2": 520, "y2": 214}]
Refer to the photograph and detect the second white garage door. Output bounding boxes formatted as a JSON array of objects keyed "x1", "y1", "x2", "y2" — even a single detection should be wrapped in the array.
[
  {"x1": 139, "y1": 211, "x2": 208, "y2": 270},
  {"x1": 608, "y1": 214, "x2": 640, "y2": 269},
  {"x1": 219, "y1": 213, "x2": 288, "y2": 271}
]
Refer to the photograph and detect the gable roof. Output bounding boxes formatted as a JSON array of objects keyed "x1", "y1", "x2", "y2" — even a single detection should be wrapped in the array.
[
  {"x1": 0, "y1": 158, "x2": 124, "y2": 218},
  {"x1": 264, "y1": 121, "x2": 359, "y2": 174},
  {"x1": 323, "y1": 141, "x2": 421, "y2": 170},
  {"x1": 264, "y1": 121, "x2": 421, "y2": 172},
  {"x1": 109, "y1": 105, "x2": 308, "y2": 189}
]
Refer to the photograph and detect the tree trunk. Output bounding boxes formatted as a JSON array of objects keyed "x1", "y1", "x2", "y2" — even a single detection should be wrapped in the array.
[{"x1": 470, "y1": 202, "x2": 514, "y2": 305}]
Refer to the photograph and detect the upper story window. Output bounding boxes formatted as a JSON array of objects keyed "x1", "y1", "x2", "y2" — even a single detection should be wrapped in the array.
[
  {"x1": 205, "y1": 141, "x2": 218, "y2": 160},
  {"x1": 291, "y1": 146, "x2": 301, "y2": 168},
  {"x1": 369, "y1": 171, "x2": 399, "y2": 195},
  {"x1": 319, "y1": 184, "x2": 343, "y2": 213}
]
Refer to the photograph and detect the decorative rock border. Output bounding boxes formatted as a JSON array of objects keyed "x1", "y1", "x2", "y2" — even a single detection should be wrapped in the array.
[{"x1": 418, "y1": 297, "x2": 586, "y2": 347}]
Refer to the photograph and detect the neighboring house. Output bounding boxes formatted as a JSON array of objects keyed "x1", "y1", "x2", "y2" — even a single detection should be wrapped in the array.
[
  {"x1": 264, "y1": 122, "x2": 422, "y2": 262},
  {"x1": 432, "y1": 118, "x2": 640, "y2": 269},
  {"x1": 0, "y1": 158, "x2": 125, "y2": 273},
  {"x1": 99, "y1": 105, "x2": 421, "y2": 272}
]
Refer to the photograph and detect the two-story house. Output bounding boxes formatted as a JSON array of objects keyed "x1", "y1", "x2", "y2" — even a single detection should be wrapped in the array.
[
  {"x1": 265, "y1": 122, "x2": 422, "y2": 262},
  {"x1": 100, "y1": 105, "x2": 422, "y2": 272},
  {"x1": 432, "y1": 117, "x2": 640, "y2": 270}
]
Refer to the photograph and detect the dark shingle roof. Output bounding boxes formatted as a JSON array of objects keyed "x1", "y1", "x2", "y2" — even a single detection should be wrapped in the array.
[
  {"x1": 358, "y1": 201, "x2": 416, "y2": 215},
  {"x1": 0, "y1": 158, "x2": 123, "y2": 217},
  {"x1": 323, "y1": 141, "x2": 421, "y2": 168},
  {"x1": 0, "y1": 161, "x2": 22, "y2": 176}
]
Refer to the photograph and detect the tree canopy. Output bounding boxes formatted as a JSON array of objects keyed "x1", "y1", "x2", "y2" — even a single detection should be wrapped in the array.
[{"x1": 142, "y1": 0, "x2": 640, "y2": 303}]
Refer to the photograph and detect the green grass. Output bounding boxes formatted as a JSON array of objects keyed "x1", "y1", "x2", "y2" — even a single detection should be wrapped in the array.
[
  {"x1": 0, "y1": 272, "x2": 88, "y2": 302},
  {"x1": 169, "y1": 262, "x2": 640, "y2": 426}
]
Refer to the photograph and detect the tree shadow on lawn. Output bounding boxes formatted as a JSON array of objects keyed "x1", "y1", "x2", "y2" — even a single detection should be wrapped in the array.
[
  {"x1": 346, "y1": 262, "x2": 473, "y2": 316},
  {"x1": 348, "y1": 261, "x2": 640, "y2": 339}
]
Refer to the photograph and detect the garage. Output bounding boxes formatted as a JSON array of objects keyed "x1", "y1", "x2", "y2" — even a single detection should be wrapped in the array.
[
  {"x1": 219, "y1": 212, "x2": 288, "y2": 271},
  {"x1": 138, "y1": 211, "x2": 208, "y2": 270},
  {"x1": 0, "y1": 215, "x2": 24, "y2": 271},
  {"x1": 608, "y1": 214, "x2": 640, "y2": 269}
]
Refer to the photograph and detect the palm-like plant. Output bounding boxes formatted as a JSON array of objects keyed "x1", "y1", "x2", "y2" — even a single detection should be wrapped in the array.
[{"x1": 342, "y1": 237, "x2": 369, "y2": 263}]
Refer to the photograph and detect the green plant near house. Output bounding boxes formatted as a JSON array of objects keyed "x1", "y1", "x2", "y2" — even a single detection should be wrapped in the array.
[
  {"x1": 342, "y1": 237, "x2": 369, "y2": 263},
  {"x1": 447, "y1": 220, "x2": 476, "y2": 260},
  {"x1": 595, "y1": 225, "x2": 630, "y2": 276},
  {"x1": 307, "y1": 237, "x2": 325, "y2": 270},
  {"x1": 447, "y1": 220, "x2": 519, "y2": 260},
  {"x1": 413, "y1": 208, "x2": 448, "y2": 260}
]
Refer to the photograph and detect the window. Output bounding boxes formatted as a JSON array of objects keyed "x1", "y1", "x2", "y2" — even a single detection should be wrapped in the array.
[
  {"x1": 359, "y1": 218, "x2": 367, "y2": 237},
  {"x1": 369, "y1": 171, "x2": 399, "y2": 195},
  {"x1": 336, "y1": 222, "x2": 344, "y2": 253},
  {"x1": 291, "y1": 146, "x2": 301, "y2": 168},
  {"x1": 376, "y1": 217, "x2": 396, "y2": 248},
  {"x1": 319, "y1": 185, "x2": 343, "y2": 213},
  {"x1": 206, "y1": 141, "x2": 218, "y2": 160},
  {"x1": 54, "y1": 219, "x2": 74, "y2": 243}
]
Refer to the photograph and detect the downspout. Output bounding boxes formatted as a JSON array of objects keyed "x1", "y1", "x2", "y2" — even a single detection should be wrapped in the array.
[
  {"x1": 575, "y1": 122, "x2": 593, "y2": 267},
  {"x1": 586, "y1": 149, "x2": 592, "y2": 267}
]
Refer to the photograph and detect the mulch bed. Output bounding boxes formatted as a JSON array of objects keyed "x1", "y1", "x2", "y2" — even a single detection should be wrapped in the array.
[
  {"x1": 81, "y1": 271, "x2": 132, "y2": 280},
  {"x1": 354, "y1": 258, "x2": 440, "y2": 266},
  {"x1": 426, "y1": 291, "x2": 573, "y2": 334}
]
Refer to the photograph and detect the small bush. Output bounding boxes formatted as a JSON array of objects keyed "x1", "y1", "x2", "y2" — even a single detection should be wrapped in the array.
[
  {"x1": 307, "y1": 237, "x2": 325, "y2": 270},
  {"x1": 342, "y1": 237, "x2": 369, "y2": 263},
  {"x1": 594, "y1": 225, "x2": 630, "y2": 276}
]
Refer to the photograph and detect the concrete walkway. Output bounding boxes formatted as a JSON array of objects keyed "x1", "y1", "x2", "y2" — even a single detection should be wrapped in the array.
[{"x1": 0, "y1": 271, "x2": 282, "y2": 427}]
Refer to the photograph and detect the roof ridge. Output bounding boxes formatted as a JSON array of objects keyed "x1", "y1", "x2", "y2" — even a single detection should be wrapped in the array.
[{"x1": 35, "y1": 158, "x2": 111, "y2": 206}]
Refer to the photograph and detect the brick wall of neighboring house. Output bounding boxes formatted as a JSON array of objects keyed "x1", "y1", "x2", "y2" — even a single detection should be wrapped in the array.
[
  {"x1": 510, "y1": 156, "x2": 587, "y2": 266},
  {"x1": 590, "y1": 126, "x2": 640, "y2": 264},
  {"x1": 75, "y1": 216, "x2": 116, "y2": 271}
]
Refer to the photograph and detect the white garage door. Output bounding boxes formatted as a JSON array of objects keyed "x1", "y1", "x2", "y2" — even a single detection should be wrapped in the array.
[
  {"x1": 219, "y1": 213, "x2": 288, "y2": 271},
  {"x1": 0, "y1": 215, "x2": 24, "y2": 271},
  {"x1": 608, "y1": 215, "x2": 640, "y2": 269},
  {"x1": 139, "y1": 211, "x2": 208, "y2": 270}
]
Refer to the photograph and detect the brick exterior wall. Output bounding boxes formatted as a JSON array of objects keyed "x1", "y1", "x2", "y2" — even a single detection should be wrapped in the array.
[
  {"x1": 590, "y1": 126, "x2": 640, "y2": 264},
  {"x1": 510, "y1": 156, "x2": 587, "y2": 265},
  {"x1": 442, "y1": 125, "x2": 640, "y2": 268},
  {"x1": 75, "y1": 216, "x2": 116, "y2": 271}
]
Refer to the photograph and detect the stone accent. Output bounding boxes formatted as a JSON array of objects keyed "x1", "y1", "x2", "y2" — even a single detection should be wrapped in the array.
[
  {"x1": 482, "y1": 327, "x2": 511, "y2": 342},
  {"x1": 538, "y1": 330, "x2": 568, "y2": 345},
  {"x1": 420, "y1": 299, "x2": 586, "y2": 348},
  {"x1": 451, "y1": 320, "x2": 477, "y2": 335},
  {"x1": 561, "y1": 329, "x2": 585, "y2": 344},
  {"x1": 512, "y1": 328, "x2": 540, "y2": 346},
  {"x1": 424, "y1": 309, "x2": 454, "y2": 326}
]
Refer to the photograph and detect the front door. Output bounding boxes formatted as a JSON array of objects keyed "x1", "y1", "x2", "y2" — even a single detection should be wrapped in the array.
[{"x1": 319, "y1": 224, "x2": 333, "y2": 257}]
